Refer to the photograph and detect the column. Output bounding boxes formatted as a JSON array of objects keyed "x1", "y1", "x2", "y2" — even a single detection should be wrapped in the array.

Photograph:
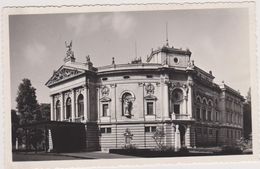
[
  {"x1": 71, "y1": 89, "x2": 75, "y2": 121},
  {"x1": 110, "y1": 84, "x2": 117, "y2": 121},
  {"x1": 60, "y1": 93, "x2": 64, "y2": 121},
  {"x1": 75, "y1": 94, "x2": 78, "y2": 118},
  {"x1": 183, "y1": 95, "x2": 187, "y2": 115},
  {"x1": 50, "y1": 95, "x2": 54, "y2": 121},
  {"x1": 84, "y1": 85, "x2": 88, "y2": 122},
  {"x1": 96, "y1": 86, "x2": 100, "y2": 122},
  {"x1": 185, "y1": 125, "x2": 191, "y2": 148},
  {"x1": 187, "y1": 85, "x2": 193, "y2": 118},
  {"x1": 163, "y1": 82, "x2": 169, "y2": 119}
]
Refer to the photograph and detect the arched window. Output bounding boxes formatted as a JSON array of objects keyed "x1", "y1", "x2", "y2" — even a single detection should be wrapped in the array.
[
  {"x1": 56, "y1": 100, "x2": 61, "y2": 121},
  {"x1": 77, "y1": 94, "x2": 84, "y2": 117},
  {"x1": 171, "y1": 89, "x2": 184, "y2": 114},
  {"x1": 66, "y1": 97, "x2": 72, "y2": 120},
  {"x1": 197, "y1": 97, "x2": 201, "y2": 104},
  {"x1": 122, "y1": 92, "x2": 134, "y2": 117}
]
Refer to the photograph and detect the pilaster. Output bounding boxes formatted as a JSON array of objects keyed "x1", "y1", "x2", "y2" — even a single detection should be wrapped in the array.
[
  {"x1": 84, "y1": 85, "x2": 88, "y2": 121},
  {"x1": 163, "y1": 82, "x2": 169, "y2": 119},
  {"x1": 50, "y1": 95, "x2": 54, "y2": 121},
  {"x1": 60, "y1": 92, "x2": 64, "y2": 121}
]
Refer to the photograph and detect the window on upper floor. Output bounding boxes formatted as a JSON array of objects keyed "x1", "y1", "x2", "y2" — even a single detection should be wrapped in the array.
[
  {"x1": 196, "y1": 108, "x2": 201, "y2": 120},
  {"x1": 147, "y1": 102, "x2": 154, "y2": 115},
  {"x1": 208, "y1": 110, "x2": 212, "y2": 121},
  {"x1": 66, "y1": 97, "x2": 72, "y2": 120},
  {"x1": 202, "y1": 109, "x2": 206, "y2": 121},
  {"x1": 56, "y1": 100, "x2": 61, "y2": 121},
  {"x1": 102, "y1": 103, "x2": 109, "y2": 117},
  {"x1": 77, "y1": 94, "x2": 84, "y2": 117}
]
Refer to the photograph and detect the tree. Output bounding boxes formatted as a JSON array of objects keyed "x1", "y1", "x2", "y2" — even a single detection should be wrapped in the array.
[
  {"x1": 39, "y1": 103, "x2": 51, "y2": 121},
  {"x1": 11, "y1": 109, "x2": 19, "y2": 147},
  {"x1": 152, "y1": 126, "x2": 165, "y2": 150},
  {"x1": 16, "y1": 78, "x2": 40, "y2": 124},
  {"x1": 243, "y1": 88, "x2": 252, "y2": 140}
]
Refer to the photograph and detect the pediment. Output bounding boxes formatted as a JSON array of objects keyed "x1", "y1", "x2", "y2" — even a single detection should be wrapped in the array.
[
  {"x1": 144, "y1": 95, "x2": 157, "y2": 100},
  {"x1": 46, "y1": 66, "x2": 84, "y2": 87},
  {"x1": 100, "y1": 96, "x2": 111, "y2": 102}
]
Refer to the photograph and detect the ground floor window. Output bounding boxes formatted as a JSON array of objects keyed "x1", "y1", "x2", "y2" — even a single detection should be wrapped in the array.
[
  {"x1": 209, "y1": 128, "x2": 213, "y2": 135},
  {"x1": 145, "y1": 126, "x2": 156, "y2": 133},
  {"x1": 100, "y1": 127, "x2": 112, "y2": 134},
  {"x1": 203, "y1": 128, "x2": 207, "y2": 135}
]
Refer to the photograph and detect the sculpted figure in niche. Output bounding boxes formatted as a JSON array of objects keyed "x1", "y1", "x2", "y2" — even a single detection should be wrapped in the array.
[{"x1": 122, "y1": 92, "x2": 133, "y2": 117}]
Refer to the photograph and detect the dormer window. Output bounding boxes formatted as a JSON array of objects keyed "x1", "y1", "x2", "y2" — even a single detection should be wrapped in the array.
[
  {"x1": 123, "y1": 76, "x2": 130, "y2": 79},
  {"x1": 146, "y1": 75, "x2": 153, "y2": 78},
  {"x1": 102, "y1": 77, "x2": 108, "y2": 81}
]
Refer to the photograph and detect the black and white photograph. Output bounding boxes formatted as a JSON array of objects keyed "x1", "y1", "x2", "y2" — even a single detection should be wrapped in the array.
[{"x1": 2, "y1": 1, "x2": 258, "y2": 168}]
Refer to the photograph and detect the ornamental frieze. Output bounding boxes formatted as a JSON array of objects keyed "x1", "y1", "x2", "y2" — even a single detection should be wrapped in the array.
[
  {"x1": 47, "y1": 68, "x2": 83, "y2": 86},
  {"x1": 75, "y1": 87, "x2": 85, "y2": 97}
]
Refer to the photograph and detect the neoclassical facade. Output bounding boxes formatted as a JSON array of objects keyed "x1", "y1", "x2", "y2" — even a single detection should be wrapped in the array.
[{"x1": 46, "y1": 41, "x2": 244, "y2": 151}]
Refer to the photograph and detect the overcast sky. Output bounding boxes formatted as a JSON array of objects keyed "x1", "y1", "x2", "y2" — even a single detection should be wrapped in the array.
[{"x1": 9, "y1": 8, "x2": 250, "y2": 109}]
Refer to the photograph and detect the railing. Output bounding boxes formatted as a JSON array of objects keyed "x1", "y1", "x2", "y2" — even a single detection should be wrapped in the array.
[
  {"x1": 62, "y1": 117, "x2": 84, "y2": 123},
  {"x1": 171, "y1": 113, "x2": 191, "y2": 120},
  {"x1": 74, "y1": 117, "x2": 84, "y2": 123}
]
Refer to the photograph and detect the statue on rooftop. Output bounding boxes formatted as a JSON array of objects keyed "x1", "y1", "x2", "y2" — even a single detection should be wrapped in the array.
[{"x1": 64, "y1": 40, "x2": 74, "y2": 60}]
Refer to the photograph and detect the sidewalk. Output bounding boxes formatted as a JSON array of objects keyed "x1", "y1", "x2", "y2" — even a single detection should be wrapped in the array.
[
  {"x1": 13, "y1": 151, "x2": 136, "y2": 161},
  {"x1": 60, "y1": 151, "x2": 136, "y2": 159}
]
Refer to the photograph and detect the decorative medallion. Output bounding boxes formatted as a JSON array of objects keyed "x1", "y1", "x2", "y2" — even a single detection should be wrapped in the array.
[
  {"x1": 101, "y1": 85, "x2": 110, "y2": 97},
  {"x1": 145, "y1": 83, "x2": 155, "y2": 95}
]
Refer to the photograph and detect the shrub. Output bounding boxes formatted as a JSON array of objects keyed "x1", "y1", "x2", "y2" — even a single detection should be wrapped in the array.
[
  {"x1": 220, "y1": 145, "x2": 243, "y2": 154},
  {"x1": 178, "y1": 146, "x2": 189, "y2": 154}
]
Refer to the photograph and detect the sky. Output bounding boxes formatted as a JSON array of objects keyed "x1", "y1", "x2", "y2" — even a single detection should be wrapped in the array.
[{"x1": 9, "y1": 8, "x2": 250, "y2": 109}]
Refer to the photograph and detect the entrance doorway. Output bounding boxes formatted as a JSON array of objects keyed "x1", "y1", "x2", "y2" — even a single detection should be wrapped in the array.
[
  {"x1": 179, "y1": 125, "x2": 186, "y2": 147},
  {"x1": 216, "y1": 130, "x2": 219, "y2": 146}
]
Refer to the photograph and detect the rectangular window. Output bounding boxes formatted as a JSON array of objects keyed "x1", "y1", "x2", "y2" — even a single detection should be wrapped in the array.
[
  {"x1": 151, "y1": 126, "x2": 157, "y2": 132},
  {"x1": 101, "y1": 128, "x2": 106, "y2": 133},
  {"x1": 145, "y1": 126, "x2": 156, "y2": 133},
  {"x1": 202, "y1": 109, "x2": 206, "y2": 121},
  {"x1": 145, "y1": 127, "x2": 150, "y2": 132},
  {"x1": 174, "y1": 104, "x2": 180, "y2": 114},
  {"x1": 227, "y1": 130, "x2": 229, "y2": 138},
  {"x1": 209, "y1": 129, "x2": 213, "y2": 135},
  {"x1": 147, "y1": 102, "x2": 154, "y2": 115},
  {"x1": 196, "y1": 108, "x2": 201, "y2": 120},
  {"x1": 203, "y1": 128, "x2": 207, "y2": 135},
  {"x1": 107, "y1": 128, "x2": 112, "y2": 133},
  {"x1": 100, "y1": 127, "x2": 112, "y2": 134},
  {"x1": 208, "y1": 111, "x2": 212, "y2": 121},
  {"x1": 196, "y1": 128, "x2": 202, "y2": 135},
  {"x1": 102, "y1": 104, "x2": 109, "y2": 116}
]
